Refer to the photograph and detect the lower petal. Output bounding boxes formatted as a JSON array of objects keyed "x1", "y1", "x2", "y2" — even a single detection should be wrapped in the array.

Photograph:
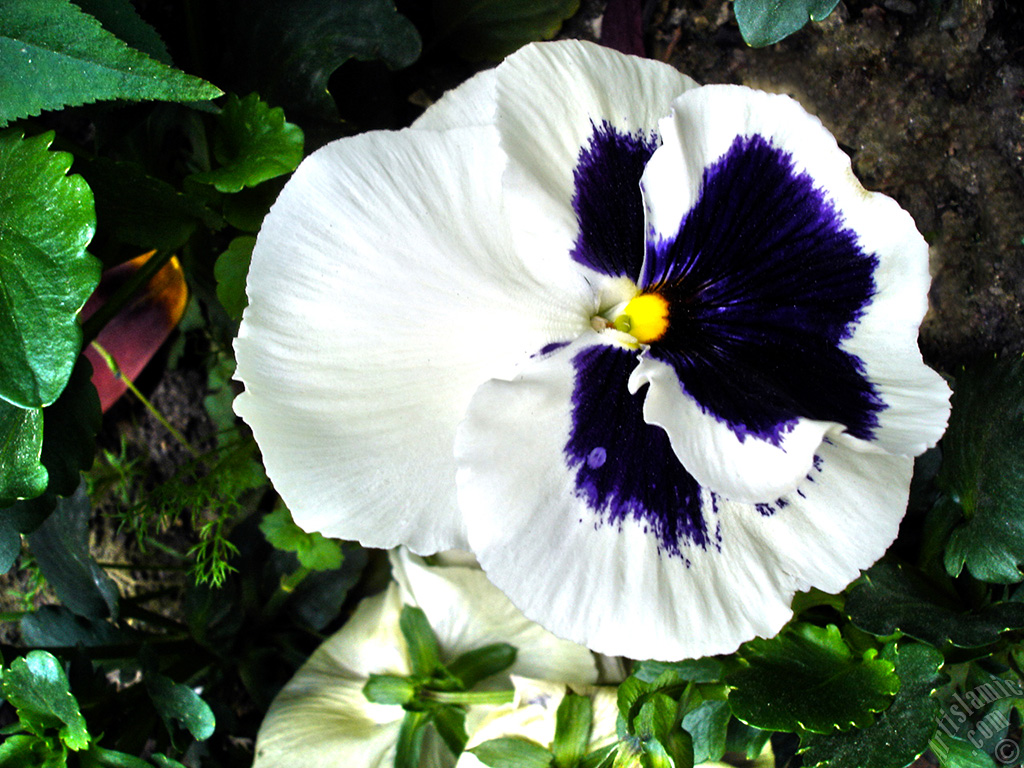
[{"x1": 455, "y1": 339, "x2": 912, "y2": 660}]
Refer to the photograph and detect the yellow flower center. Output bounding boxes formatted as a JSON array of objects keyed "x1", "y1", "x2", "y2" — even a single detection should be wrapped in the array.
[{"x1": 612, "y1": 292, "x2": 670, "y2": 344}]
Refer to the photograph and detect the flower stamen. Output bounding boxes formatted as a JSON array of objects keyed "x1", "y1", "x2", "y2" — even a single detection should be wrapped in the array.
[{"x1": 613, "y1": 293, "x2": 669, "y2": 344}]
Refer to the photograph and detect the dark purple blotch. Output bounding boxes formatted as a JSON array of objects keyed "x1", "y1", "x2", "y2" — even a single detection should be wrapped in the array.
[
  {"x1": 642, "y1": 134, "x2": 885, "y2": 444},
  {"x1": 565, "y1": 344, "x2": 713, "y2": 556},
  {"x1": 570, "y1": 122, "x2": 658, "y2": 279}
]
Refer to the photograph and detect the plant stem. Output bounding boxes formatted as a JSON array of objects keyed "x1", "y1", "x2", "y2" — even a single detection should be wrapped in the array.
[
  {"x1": 81, "y1": 248, "x2": 176, "y2": 346},
  {"x1": 90, "y1": 341, "x2": 203, "y2": 461},
  {"x1": 420, "y1": 689, "x2": 516, "y2": 706},
  {"x1": 262, "y1": 566, "x2": 313, "y2": 619}
]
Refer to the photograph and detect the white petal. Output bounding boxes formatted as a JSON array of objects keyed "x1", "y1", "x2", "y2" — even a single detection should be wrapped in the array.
[
  {"x1": 390, "y1": 548, "x2": 598, "y2": 686},
  {"x1": 413, "y1": 68, "x2": 497, "y2": 130},
  {"x1": 630, "y1": 354, "x2": 834, "y2": 502},
  {"x1": 253, "y1": 586, "x2": 409, "y2": 768},
  {"x1": 642, "y1": 85, "x2": 950, "y2": 460},
  {"x1": 234, "y1": 125, "x2": 588, "y2": 552},
  {"x1": 456, "y1": 338, "x2": 912, "y2": 660},
  {"x1": 496, "y1": 40, "x2": 698, "y2": 284}
]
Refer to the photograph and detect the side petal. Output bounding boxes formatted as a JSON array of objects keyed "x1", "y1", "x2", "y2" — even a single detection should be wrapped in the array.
[
  {"x1": 496, "y1": 40, "x2": 698, "y2": 283},
  {"x1": 641, "y1": 85, "x2": 949, "y2": 468},
  {"x1": 455, "y1": 338, "x2": 912, "y2": 660},
  {"x1": 390, "y1": 548, "x2": 598, "y2": 687},
  {"x1": 234, "y1": 125, "x2": 588, "y2": 552},
  {"x1": 413, "y1": 67, "x2": 497, "y2": 130}
]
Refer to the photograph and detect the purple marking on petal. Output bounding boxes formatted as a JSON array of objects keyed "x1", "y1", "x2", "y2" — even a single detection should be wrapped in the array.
[
  {"x1": 570, "y1": 121, "x2": 659, "y2": 279},
  {"x1": 643, "y1": 134, "x2": 885, "y2": 443},
  {"x1": 565, "y1": 344, "x2": 713, "y2": 557},
  {"x1": 535, "y1": 341, "x2": 571, "y2": 358}
]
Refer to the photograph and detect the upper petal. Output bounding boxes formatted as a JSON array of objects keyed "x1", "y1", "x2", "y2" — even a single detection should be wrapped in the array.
[
  {"x1": 234, "y1": 124, "x2": 588, "y2": 552},
  {"x1": 455, "y1": 337, "x2": 912, "y2": 660},
  {"x1": 495, "y1": 40, "x2": 698, "y2": 285}
]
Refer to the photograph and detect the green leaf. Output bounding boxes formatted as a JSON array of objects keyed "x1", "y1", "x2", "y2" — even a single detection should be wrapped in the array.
[
  {"x1": 149, "y1": 754, "x2": 188, "y2": 768},
  {"x1": 79, "y1": 157, "x2": 222, "y2": 252},
  {"x1": 1, "y1": 651, "x2": 90, "y2": 751},
  {"x1": 400, "y1": 605, "x2": 443, "y2": 678},
  {"x1": 930, "y1": 733, "x2": 1001, "y2": 768},
  {"x1": 0, "y1": 401, "x2": 47, "y2": 505},
  {"x1": 396, "y1": 710, "x2": 430, "y2": 768},
  {"x1": 633, "y1": 694, "x2": 677, "y2": 742},
  {"x1": 433, "y1": 0, "x2": 580, "y2": 60},
  {"x1": 0, "y1": 512, "x2": 20, "y2": 573},
  {"x1": 214, "y1": 235, "x2": 255, "y2": 323},
  {"x1": 681, "y1": 700, "x2": 730, "y2": 764},
  {"x1": 732, "y1": 0, "x2": 841, "y2": 47},
  {"x1": 727, "y1": 623, "x2": 900, "y2": 733},
  {"x1": 553, "y1": 693, "x2": 593, "y2": 768},
  {"x1": 259, "y1": 505, "x2": 343, "y2": 571},
  {"x1": 189, "y1": 94, "x2": 303, "y2": 193},
  {"x1": 471, "y1": 737, "x2": 555, "y2": 768},
  {"x1": 40, "y1": 357, "x2": 100, "y2": 498},
  {"x1": 21, "y1": 606, "x2": 139, "y2": 648},
  {"x1": 27, "y1": 483, "x2": 119, "y2": 620},
  {"x1": 232, "y1": 0, "x2": 421, "y2": 118},
  {"x1": 940, "y1": 357, "x2": 1024, "y2": 583},
  {"x1": 145, "y1": 672, "x2": 215, "y2": 742},
  {"x1": 448, "y1": 643, "x2": 517, "y2": 689},
  {"x1": 800, "y1": 643, "x2": 946, "y2": 768},
  {"x1": 0, "y1": 0, "x2": 221, "y2": 126},
  {"x1": 432, "y1": 704, "x2": 469, "y2": 756},
  {"x1": 363, "y1": 674, "x2": 417, "y2": 705},
  {"x1": 85, "y1": 745, "x2": 154, "y2": 768},
  {"x1": 70, "y1": 0, "x2": 170, "y2": 62},
  {"x1": 0, "y1": 131, "x2": 99, "y2": 410},
  {"x1": 846, "y1": 561, "x2": 1024, "y2": 648},
  {"x1": 632, "y1": 659, "x2": 724, "y2": 685}
]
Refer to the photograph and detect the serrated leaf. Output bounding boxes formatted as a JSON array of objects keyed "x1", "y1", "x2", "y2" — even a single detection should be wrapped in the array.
[
  {"x1": 71, "y1": 0, "x2": 170, "y2": 62},
  {"x1": 0, "y1": 131, "x2": 99, "y2": 410},
  {"x1": 847, "y1": 561, "x2": 1024, "y2": 648},
  {"x1": 0, "y1": 401, "x2": 47, "y2": 505},
  {"x1": 214, "y1": 235, "x2": 255, "y2": 322},
  {"x1": 190, "y1": 94, "x2": 303, "y2": 193},
  {"x1": 940, "y1": 357, "x2": 1024, "y2": 583},
  {"x1": 260, "y1": 505, "x2": 343, "y2": 571},
  {"x1": 1, "y1": 651, "x2": 90, "y2": 751},
  {"x1": 471, "y1": 737, "x2": 555, "y2": 768},
  {"x1": 433, "y1": 0, "x2": 580, "y2": 60},
  {"x1": 727, "y1": 623, "x2": 899, "y2": 733},
  {"x1": 27, "y1": 483, "x2": 119, "y2": 620},
  {"x1": 800, "y1": 643, "x2": 946, "y2": 768},
  {"x1": 0, "y1": 0, "x2": 221, "y2": 126},
  {"x1": 230, "y1": 0, "x2": 420, "y2": 118},
  {"x1": 145, "y1": 672, "x2": 216, "y2": 741},
  {"x1": 733, "y1": 0, "x2": 841, "y2": 47}
]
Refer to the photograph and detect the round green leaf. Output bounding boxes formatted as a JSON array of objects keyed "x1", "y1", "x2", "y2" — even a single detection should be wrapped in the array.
[
  {"x1": 940, "y1": 357, "x2": 1024, "y2": 584},
  {"x1": 0, "y1": 401, "x2": 47, "y2": 504},
  {"x1": 0, "y1": 131, "x2": 99, "y2": 409},
  {"x1": 727, "y1": 623, "x2": 899, "y2": 734},
  {"x1": 190, "y1": 94, "x2": 304, "y2": 194},
  {"x1": 1, "y1": 650, "x2": 90, "y2": 751},
  {"x1": 846, "y1": 561, "x2": 1024, "y2": 648},
  {"x1": 145, "y1": 672, "x2": 215, "y2": 741},
  {"x1": 733, "y1": 0, "x2": 841, "y2": 47},
  {"x1": 800, "y1": 643, "x2": 947, "y2": 768}
]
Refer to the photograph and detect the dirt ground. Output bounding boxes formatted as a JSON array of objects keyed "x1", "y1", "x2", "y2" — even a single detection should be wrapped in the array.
[{"x1": 573, "y1": 0, "x2": 1024, "y2": 374}]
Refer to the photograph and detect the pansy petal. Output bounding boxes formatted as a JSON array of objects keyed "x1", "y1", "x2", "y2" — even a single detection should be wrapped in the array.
[
  {"x1": 456, "y1": 338, "x2": 911, "y2": 660},
  {"x1": 496, "y1": 40, "x2": 698, "y2": 283},
  {"x1": 234, "y1": 126, "x2": 588, "y2": 552},
  {"x1": 413, "y1": 67, "x2": 497, "y2": 130},
  {"x1": 253, "y1": 586, "x2": 409, "y2": 768},
  {"x1": 640, "y1": 85, "x2": 949, "y2": 470},
  {"x1": 389, "y1": 548, "x2": 598, "y2": 686}
]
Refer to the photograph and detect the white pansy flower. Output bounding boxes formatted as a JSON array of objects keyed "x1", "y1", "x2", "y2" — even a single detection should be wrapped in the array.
[
  {"x1": 253, "y1": 549, "x2": 597, "y2": 768},
  {"x1": 235, "y1": 40, "x2": 950, "y2": 660}
]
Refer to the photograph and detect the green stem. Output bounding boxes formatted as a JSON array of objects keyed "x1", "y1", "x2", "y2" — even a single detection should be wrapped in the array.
[
  {"x1": 81, "y1": 248, "x2": 175, "y2": 346},
  {"x1": 420, "y1": 689, "x2": 516, "y2": 706},
  {"x1": 90, "y1": 341, "x2": 203, "y2": 461},
  {"x1": 262, "y1": 566, "x2": 313, "y2": 619}
]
